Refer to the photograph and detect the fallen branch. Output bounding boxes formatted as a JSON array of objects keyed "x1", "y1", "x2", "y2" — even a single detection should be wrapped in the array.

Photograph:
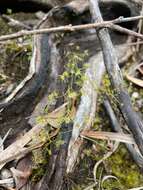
[
  {"x1": 109, "y1": 24, "x2": 143, "y2": 40},
  {"x1": 0, "y1": 15, "x2": 143, "y2": 41},
  {"x1": 89, "y1": 0, "x2": 143, "y2": 155}
]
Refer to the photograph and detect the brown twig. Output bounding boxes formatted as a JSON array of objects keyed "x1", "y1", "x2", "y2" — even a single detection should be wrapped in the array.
[
  {"x1": 109, "y1": 24, "x2": 143, "y2": 40},
  {"x1": 0, "y1": 15, "x2": 143, "y2": 41}
]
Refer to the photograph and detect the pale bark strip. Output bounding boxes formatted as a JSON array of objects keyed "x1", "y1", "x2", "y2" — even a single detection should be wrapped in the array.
[
  {"x1": 67, "y1": 52, "x2": 105, "y2": 173},
  {"x1": 0, "y1": 124, "x2": 44, "y2": 170},
  {"x1": 0, "y1": 118, "x2": 59, "y2": 170},
  {"x1": 89, "y1": 0, "x2": 143, "y2": 155}
]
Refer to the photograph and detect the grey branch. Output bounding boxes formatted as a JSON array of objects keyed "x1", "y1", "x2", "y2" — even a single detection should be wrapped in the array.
[{"x1": 0, "y1": 15, "x2": 143, "y2": 41}]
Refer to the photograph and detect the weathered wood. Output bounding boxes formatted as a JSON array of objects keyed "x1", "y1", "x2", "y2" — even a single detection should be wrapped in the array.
[{"x1": 0, "y1": 18, "x2": 52, "y2": 137}]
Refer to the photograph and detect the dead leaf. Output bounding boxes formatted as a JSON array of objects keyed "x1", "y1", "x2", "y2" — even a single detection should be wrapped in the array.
[
  {"x1": 10, "y1": 155, "x2": 32, "y2": 190},
  {"x1": 81, "y1": 130, "x2": 135, "y2": 144},
  {"x1": 126, "y1": 73, "x2": 143, "y2": 87}
]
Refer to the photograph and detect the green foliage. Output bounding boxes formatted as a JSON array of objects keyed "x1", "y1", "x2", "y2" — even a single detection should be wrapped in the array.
[
  {"x1": 31, "y1": 47, "x2": 89, "y2": 182},
  {"x1": 60, "y1": 46, "x2": 88, "y2": 100},
  {"x1": 102, "y1": 179, "x2": 124, "y2": 190},
  {"x1": 31, "y1": 128, "x2": 53, "y2": 182},
  {"x1": 0, "y1": 38, "x2": 32, "y2": 82},
  {"x1": 44, "y1": 91, "x2": 59, "y2": 113},
  {"x1": 36, "y1": 47, "x2": 89, "y2": 128},
  {"x1": 31, "y1": 167, "x2": 45, "y2": 182},
  {"x1": 99, "y1": 74, "x2": 119, "y2": 107}
]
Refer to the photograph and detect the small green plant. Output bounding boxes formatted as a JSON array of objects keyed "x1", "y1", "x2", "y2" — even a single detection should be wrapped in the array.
[
  {"x1": 6, "y1": 8, "x2": 12, "y2": 15},
  {"x1": 1, "y1": 38, "x2": 32, "y2": 82},
  {"x1": 32, "y1": 47, "x2": 89, "y2": 182},
  {"x1": 60, "y1": 46, "x2": 88, "y2": 100}
]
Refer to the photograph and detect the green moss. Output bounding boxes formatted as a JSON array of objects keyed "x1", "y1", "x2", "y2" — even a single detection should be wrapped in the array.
[
  {"x1": 31, "y1": 143, "x2": 52, "y2": 182},
  {"x1": 102, "y1": 180, "x2": 124, "y2": 190},
  {"x1": 31, "y1": 166, "x2": 45, "y2": 182},
  {"x1": 3, "y1": 39, "x2": 32, "y2": 81},
  {"x1": 100, "y1": 74, "x2": 119, "y2": 107},
  {"x1": 107, "y1": 145, "x2": 143, "y2": 189}
]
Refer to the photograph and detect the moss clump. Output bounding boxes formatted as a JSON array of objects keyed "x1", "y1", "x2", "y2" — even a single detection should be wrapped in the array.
[
  {"x1": 107, "y1": 145, "x2": 143, "y2": 189},
  {"x1": 31, "y1": 142, "x2": 52, "y2": 182},
  {"x1": 31, "y1": 166, "x2": 45, "y2": 182},
  {"x1": 102, "y1": 179, "x2": 124, "y2": 190}
]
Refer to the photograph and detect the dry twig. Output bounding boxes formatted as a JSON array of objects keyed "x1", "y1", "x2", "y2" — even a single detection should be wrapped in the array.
[{"x1": 0, "y1": 16, "x2": 143, "y2": 41}]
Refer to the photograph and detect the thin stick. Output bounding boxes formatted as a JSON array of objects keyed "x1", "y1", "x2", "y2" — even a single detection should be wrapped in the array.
[
  {"x1": 1, "y1": 14, "x2": 31, "y2": 30},
  {"x1": 0, "y1": 15, "x2": 143, "y2": 41},
  {"x1": 109, "y1": 24, "x2": 143, "y2": 40}
]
